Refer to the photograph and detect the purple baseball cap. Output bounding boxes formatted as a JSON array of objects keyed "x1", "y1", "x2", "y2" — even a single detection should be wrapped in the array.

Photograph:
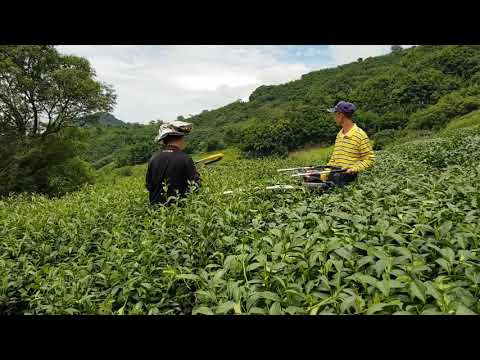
[{"x1": 327, "y1": 101, "x2": 357, "y2": 116}]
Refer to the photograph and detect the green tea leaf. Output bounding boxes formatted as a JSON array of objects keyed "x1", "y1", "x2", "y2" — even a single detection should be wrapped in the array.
[
  {"x1": 340, "y1": 295, "x2": 356, "y2": 313},
  {"x1": 374, "y1": 259, "x2": 386, "y2": 277},
  {"x1": 393, "y1": 311, "x2": 413, "y2": 315},
  {"x1": 195, "y1": 290, "x2": 216, "y2": 302},
  {"x1": 246, "y1": 263, "x2": 263, "y2": 272},
  {"x1": 395, "y1": 247, "x2": 412, "y2": 258},
  {"x1": 366, "y1": 303, "x2": 387, "y2": 315},
  {"x1": 285, "y1": 306, "x2": 304, "y2": 315},
  {"x1": 455, "y1": 304, "x2": 476, "y2": 315},
  {"x1": 353, "y1": 273, "x2": 378, "y2": 287},
  {"x1": 439, "y1": 221, "x2": 453, "y2": 238},
  {"x1": 357, "y1": 256, "x2": 374, "y2": 268},
  {"x1": 256, "y1": 291, "x2": 281, "y2": 302},
  {"x1": 439, "y1": 247, "x2": 455, "y2": 263},
  {"x1": 176, "y1": 274, "x2": 200, "y2": 281},
  {"x1": 409, "y1": 280, "x2": 426, "y2": 303},
  {"x1": 421, "y1": 308, "x2": 444, "y2": 315},
  {"x1": 233, "y1": 302, "x2": 242, "y2": 314},
  {"x1": 269, "y1": 302, "x2": 282, "y2": 315},
  {"x1": 375, "y1": 280, "x2": 390, "y2": 297},
  {"x1": 249, "y1": 307, "x2": 267, "y2": 315},
  {"x1": 310, "y1": 298, "x2": 335, "y2": 315},
  {"x1": 193, "y1": 306, "x2": 214, "y2": 315},
  {"x1": 435, "y1": 258, "x2": 450, "y2": 273},
  {"x1": 215, "y1": 301, "x2": 236, "y2": 314},
  {"x1": 331, "y1": 211, "x2": 351, "y2": 221},
  {"x1": 270, "y1": 228, "x2": 282, "y2": 238},
  {"x1": 335, "y1": 247, "x2": 352, "y2": 260}
]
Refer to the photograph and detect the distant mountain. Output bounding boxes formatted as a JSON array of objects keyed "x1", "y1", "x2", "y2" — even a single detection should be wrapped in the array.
[
  {"x1": 80, "y1": 45, "x2": 480, "y2": 163},
  {"x1": 182, "y1": 45, "x2": 480, "y2": 156},
  {"x1": 76, "y1": 112, "x2": 126, "y2": 128}
]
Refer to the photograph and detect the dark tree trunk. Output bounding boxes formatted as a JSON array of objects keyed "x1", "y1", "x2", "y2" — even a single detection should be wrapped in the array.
[{"x1": 32, "y1": 101, "x2": 38, "y2": 136}]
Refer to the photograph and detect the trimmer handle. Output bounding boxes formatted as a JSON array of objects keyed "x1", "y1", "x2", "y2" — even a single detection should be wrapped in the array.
[{"x1": 310, "y1": 165, "x2": 347, "y2": 174}]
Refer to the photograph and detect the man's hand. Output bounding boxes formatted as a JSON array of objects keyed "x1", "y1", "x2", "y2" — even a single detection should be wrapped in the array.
[{"x1": 344, "y1": 168, "x2": 356, "y2": 174}]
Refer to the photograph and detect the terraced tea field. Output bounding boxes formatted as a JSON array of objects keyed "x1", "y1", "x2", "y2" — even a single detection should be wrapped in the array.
[{"x1": 1, "y1": 127, "x2": 479, "y2": 315}]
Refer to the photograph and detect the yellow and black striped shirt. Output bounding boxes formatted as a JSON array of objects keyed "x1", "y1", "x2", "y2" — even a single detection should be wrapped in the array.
[{"x1": 327, "y1": 124, "x2": 375, "y2": 173}]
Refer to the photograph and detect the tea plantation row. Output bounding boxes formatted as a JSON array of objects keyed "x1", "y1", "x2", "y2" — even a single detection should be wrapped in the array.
[{"x1": 0, "y1": 127, "x2": 479, "y2": 314}]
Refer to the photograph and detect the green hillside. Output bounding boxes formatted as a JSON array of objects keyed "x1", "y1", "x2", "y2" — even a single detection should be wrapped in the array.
[
  {"x1": 184, "y1": 45, "x2": 480, "y2": 157},
  {"x1": 76, "y1": 112, "x2": 126, "y2": 128},
  {"x1": 79, "y1": 123, "x2": 159, "y2": 169},
  {"x1": 80, "y1": 45, "x2": 480, "y2": 169},
  {"x1": 443, "y1": 109, "x2": 480, "y2": 131}
]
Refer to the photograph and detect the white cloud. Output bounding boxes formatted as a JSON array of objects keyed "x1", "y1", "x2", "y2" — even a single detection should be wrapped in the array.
[
  {"x1": 328, "y1": 45, "x2": 416, "y2": 66},
  {"x1": 174, "y1": 73, "x2": 258, "y2": 91},
  {"x1": 56, "y1": 45, "x2": 307, "y2": 123},
  {"x1": 55, "y1": 45, "x2": 416, "y2": 124}
]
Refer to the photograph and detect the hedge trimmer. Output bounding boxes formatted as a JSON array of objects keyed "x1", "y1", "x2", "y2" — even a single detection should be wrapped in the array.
[
  {"x1": 223, "y1": 165, "x2": 347, "y2": 195},
  {"x1": 195, "y1": 153, "x2": 224, "y2": 166}
]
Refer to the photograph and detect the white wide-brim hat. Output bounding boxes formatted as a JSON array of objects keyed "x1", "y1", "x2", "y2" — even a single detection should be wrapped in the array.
[{"x1": 154, "y1": 120, "x2": 193, "y2": 143}]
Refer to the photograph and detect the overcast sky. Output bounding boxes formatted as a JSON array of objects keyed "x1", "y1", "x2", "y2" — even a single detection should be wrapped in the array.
[{"x1": 56, "y1": 45, "x2": 413, "y2": 123}]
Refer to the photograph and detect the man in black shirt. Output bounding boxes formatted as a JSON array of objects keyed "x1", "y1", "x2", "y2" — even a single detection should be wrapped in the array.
[{"x1": 145, "y1": 121, "x2": 200, "y2": 206}]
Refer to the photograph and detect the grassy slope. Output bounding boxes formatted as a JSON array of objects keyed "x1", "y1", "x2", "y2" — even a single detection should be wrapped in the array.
[
  {"x1": 444, "y1": 109, "x2": 480, "y2": 131},
  {"x1": 288, "y1": 146, "x2": 333, "y2": 164}
]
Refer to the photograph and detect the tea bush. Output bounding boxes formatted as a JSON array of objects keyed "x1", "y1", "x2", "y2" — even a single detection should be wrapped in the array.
[
  {"x1": 444, "y1": 109, "x2": 480, "y2": 131},
  {"x1": 1, "y1": 133, "x2": 479, "y2": 315},
  {"x1": 393, "y1": 125, "x2": 480, "y2": 169}
]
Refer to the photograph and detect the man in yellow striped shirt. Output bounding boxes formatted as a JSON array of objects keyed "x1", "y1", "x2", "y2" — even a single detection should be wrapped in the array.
[{"x1": 322, "y1": 101, "x2": 375, "y2": 185}]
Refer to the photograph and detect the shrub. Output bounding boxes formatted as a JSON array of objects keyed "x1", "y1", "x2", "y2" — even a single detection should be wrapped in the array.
[
  {"x1": 114, "y1": 142, "x2": 158, "y2": 167},
  {"x1": 371, "y1": 129, "x2": 398, "y2": 150},
  {"x1": 206, "y1": 138, "x2": 226, "y2": 152},
  {"x1": 444, "y1": 109, "x2": 480, "y2": 131},
  {"x1": 354, "y1": 110, "x2": 382, "y2": 133},
  {"x1": 47, "y1": 157, "x2": 95, "y2": 196},
  {"x1": 0, "y1": 133, "x2": 94, "y2": 197},
  {"x1": 393, "y1": 128, "x2": 480, "y2": 168},
  {"x1": 93, "y1": 154, "x2": 115, "y2": 169},
  {"x1": 389, "y1": 129, "x2": 434, "y2": 147},
  {"x1": 408, "y1": 86, "x2": 480, "y2": 130},
  {"x1": 116, "y1": 166, "x2": 133, "y2": 177}
]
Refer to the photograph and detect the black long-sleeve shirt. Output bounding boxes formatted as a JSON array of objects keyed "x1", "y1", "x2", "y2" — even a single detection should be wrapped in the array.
[{"x1": 145, "y1": 145, "x2": 200, "y2": 205}]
